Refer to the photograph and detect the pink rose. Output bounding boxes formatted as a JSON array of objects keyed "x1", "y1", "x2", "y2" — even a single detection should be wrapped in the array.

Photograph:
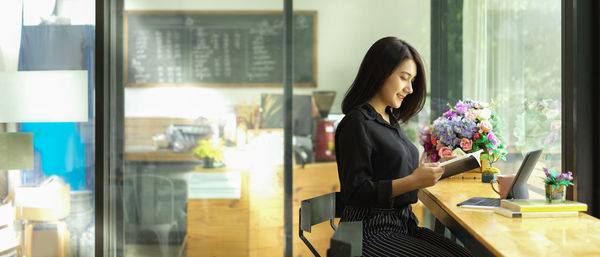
[
  {"x1": 438, "y1": 147, "x2": 453, "y2": 158},
  {"x1": 473, "y1": 132, "x2": 481, "y2": 141},
  {"x1": 460, "y1": 138, "x2": 473, "y2": 151},
  {"x1": 479, "y1": 120, "x2": 493, "y2": 132},
  {"x1": 423, "y1": 126, "x2": 431, "y2": 134},
  {"x1": 465, "y1": 112, "x2": 476, "y2": 121},
  {"x1": 436, "y1": 144, "x2": 445, "y2": 151}
]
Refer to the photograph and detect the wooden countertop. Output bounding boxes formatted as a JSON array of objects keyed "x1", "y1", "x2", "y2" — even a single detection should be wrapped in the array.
[
  {"x1": 125, "y1": 147, "x2": 198, "y2": 162},
  {"x1": 419, "y1": 179, "x2": 600, "y2": 257}
]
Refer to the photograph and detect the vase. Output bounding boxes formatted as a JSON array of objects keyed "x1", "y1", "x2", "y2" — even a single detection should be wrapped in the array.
[
  {"x1": 545, "y1": 184, "x2": 566, "y2": 203},
  {"x1": 203, "y1": 157, "x2": 215, "y2": 168},
  {"x1": 481, "y1": 172, "x2": 496, "y2": 183}
]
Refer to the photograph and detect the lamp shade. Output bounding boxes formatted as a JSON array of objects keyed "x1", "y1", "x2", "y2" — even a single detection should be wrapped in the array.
[{"x1": 0, "y1": 70, "x2": 88, "y2": 122}]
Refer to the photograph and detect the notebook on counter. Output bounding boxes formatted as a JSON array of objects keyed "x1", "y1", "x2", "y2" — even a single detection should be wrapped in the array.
[
  {"x1": 494, "y1": 207, "x2": 580, "y2": 218},
  {"x1": 500, "y1": 199, "x2": 588, "y2": 213}
]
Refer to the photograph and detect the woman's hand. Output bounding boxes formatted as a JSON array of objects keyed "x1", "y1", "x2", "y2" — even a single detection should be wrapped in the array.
[{"x1": 410, "y1": 162, "x2": 445, "y2": 188}]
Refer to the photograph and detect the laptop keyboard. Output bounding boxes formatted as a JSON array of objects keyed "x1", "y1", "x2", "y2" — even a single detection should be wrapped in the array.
[{"x1": 457, "y1": 197, "x2": 501, "y2": 207}]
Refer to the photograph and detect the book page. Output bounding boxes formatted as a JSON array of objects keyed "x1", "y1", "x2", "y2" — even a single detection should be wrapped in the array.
[{"x1": 440, "y1": 149, "x2": 483, "y2": 179}]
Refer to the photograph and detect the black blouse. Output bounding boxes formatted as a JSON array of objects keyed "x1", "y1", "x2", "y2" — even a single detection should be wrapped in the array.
[{"x1": 335, "y1": 103, "x2": 420, "y2": 209}]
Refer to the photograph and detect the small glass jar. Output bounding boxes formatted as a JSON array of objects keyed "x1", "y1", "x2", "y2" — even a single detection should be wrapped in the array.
[
  {"x1": 545, "y1": 184, "x2": 566, "y2": 203},
  {"x1": 481, "y1": 172, "x2": 496, "y2": 183}
]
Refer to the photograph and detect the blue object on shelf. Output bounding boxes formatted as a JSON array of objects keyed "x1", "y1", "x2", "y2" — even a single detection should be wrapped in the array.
[{"x1": 18, "y1": 25, "x2": 95, "y2": 190}]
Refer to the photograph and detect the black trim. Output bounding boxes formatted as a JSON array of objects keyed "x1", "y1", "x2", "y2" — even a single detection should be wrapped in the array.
[
  {"x1": 113, "y1": 0, "x2": 126, "y2": 255},
  {"x1": 562, "y1": 0, "x2": 600, "y2": 218},
  {"x1": 418, "y1": 190, "x2": 494, "y2": 257},
  {"x1": 430, "y1": 0, "x2": 463, "y2": 121},
  {"x1": 283, "y1": 0, "x2": 294, "y2": 256},
  {"x1": 94, "y1": 0, "x2": 106, "y2": 255}
]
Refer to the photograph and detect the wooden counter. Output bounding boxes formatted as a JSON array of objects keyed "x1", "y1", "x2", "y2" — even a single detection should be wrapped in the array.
[
  {"x1": 419, "y1": 179, "x2": 600, "y2": 257},
  {"x1": 125, "y1": 149, "x2": 198, "y2": 162}
]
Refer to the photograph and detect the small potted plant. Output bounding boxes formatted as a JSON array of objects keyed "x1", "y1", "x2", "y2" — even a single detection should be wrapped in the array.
[
  {"x1": 193, "y1": 139, "x2": 225, "y2": 168},
  {"x1": 481, "y1": 166, "x2": 500, "y2": 183},
  {"x1": 543, "y1": 168, "x2": 573, "y2": 203}
]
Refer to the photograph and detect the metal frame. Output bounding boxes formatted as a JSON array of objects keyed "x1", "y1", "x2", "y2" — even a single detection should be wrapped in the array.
[
  {"x1": 562, "y1": 0, "x2": 600, "y2": 218},
  {"x1": 283, "y1": 0, "x2": 294, "y2": 256},
  {"x1": 418, "y1": 190, "x2": 495, "y2": 257}
]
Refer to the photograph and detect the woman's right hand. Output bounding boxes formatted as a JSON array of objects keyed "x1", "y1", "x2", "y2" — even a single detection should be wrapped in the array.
[{"x1": 411, "y1": 163, "x2": 445, "y2": 188}]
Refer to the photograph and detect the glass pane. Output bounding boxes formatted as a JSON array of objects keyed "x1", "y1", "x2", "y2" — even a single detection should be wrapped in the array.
[
  {"x1": 461, "y1": 0, "x2": 561, "y2": 191},
  {"x1": 0, "y1": 0, "x2": 96, "y2": 256},
  {"x1": 113, "y1": 1, "x2": 285, "y2": 256},
  {"x1": 293, "y1": 1, "x2": 431, "y2": 256}
]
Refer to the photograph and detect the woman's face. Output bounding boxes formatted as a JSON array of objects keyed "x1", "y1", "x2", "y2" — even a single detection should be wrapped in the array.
[{"x1": 376, "y1": 59, "x2": 416, "y2": 109}]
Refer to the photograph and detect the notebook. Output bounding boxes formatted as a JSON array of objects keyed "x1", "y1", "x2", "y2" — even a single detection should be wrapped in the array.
[{"x1": 456, "y1": 149, "x2": 543, "y2": 209}]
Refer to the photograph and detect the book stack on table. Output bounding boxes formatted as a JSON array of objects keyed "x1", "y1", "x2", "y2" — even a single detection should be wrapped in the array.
[{"x1": 495, "y1": 199, "x2": 588, "y2": 218}]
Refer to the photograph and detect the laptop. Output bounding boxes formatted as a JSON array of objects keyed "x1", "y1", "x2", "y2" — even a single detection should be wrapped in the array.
[{"x1": 456, "y1": 149, "x2": 543, "y2": 209}]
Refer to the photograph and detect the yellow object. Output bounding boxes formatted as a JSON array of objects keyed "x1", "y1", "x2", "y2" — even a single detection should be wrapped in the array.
[
  {"x1": 500, "y1": 199, "x2": 588, "y2": 213},
  {"x1": 482, "y1": 167, "x2": 500, "y2": 173}
]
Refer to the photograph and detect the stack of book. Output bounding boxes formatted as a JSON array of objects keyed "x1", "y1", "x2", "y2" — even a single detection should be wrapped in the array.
[{"x1": 495, "y1": 199, "x2": 588, "y2": 218}]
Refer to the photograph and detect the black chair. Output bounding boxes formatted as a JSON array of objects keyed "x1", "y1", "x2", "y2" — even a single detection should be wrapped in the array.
[
  {"x1": 299, "y1": 192, "x2": 349, "y2": 256},
  {"x1": 328, "y1": 221, "x2": 363, "y2": 257}
]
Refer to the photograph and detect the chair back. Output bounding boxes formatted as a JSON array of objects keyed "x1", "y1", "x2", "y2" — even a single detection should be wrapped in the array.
[
  {"x1": 300, "y1": 192, "x2": 337, "y2": 233},
  {"x1": 123, "y1": 175, "x2": 175, "y2": 226}
]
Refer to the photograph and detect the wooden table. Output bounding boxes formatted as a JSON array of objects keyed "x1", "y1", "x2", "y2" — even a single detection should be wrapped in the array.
[{"x1": 418, "y1": 179, "x2": 600, "y2": 257}]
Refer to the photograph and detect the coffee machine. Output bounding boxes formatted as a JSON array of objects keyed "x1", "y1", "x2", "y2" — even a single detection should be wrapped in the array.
[{"x1": 313, "y1": 91, "x2": 336, "y2": 161}]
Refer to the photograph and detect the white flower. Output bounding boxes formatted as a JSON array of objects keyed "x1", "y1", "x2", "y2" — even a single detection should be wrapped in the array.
[
  {"x1": 474, "y1": 109, "x2": 491, "y2": 120},
  {"x1": 452, "y1": 148, "x2": 466, "y2": 157}
]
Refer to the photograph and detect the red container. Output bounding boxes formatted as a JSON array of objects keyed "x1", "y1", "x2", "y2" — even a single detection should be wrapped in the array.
[{"x1": 314, "y1": 120, "x2": 336, "y2": 161}]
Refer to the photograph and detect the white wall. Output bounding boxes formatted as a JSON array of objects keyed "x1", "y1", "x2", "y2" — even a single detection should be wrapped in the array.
[{"x1": 124, "y1": 0, "x2": 430, "y2": 117}]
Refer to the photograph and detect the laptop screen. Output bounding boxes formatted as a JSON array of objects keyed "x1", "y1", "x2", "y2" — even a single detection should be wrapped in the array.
[{"x1": 505, "y1": 149, "x2": 543, "y2": 199}]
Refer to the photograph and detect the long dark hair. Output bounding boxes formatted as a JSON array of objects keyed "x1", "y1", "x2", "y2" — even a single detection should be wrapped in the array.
[{"x1": 341, "y1": 37, "x2": 427, "y2": 123}]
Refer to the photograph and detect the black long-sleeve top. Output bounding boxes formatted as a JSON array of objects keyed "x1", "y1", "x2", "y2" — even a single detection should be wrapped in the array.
[{"x1": 335, "y1": 103, "x2": 420, "y2": 209}]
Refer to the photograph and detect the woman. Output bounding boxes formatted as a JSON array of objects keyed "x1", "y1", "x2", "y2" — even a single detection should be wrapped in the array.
[{"x1": 335, "y1": 37, "x2": 472, "y2": 257}]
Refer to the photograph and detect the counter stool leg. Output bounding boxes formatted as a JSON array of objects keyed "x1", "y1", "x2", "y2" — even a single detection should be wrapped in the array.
[
  {"x1": 24, "y1": 222, "x2": 34, "y2": 257},
  {"x1": 56, "y1": 222, "x2": 68, "y2": 257}
]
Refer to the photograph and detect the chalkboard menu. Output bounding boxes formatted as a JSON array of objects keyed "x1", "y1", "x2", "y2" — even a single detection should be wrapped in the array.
[{"x1": 125, "y1": 11, "x2": 317, "y2": 87}]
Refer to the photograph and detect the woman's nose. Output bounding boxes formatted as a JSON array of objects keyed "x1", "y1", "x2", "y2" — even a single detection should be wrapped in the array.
[{"x1": 404, "y1": 84, "x2": 413, "y2": 94}]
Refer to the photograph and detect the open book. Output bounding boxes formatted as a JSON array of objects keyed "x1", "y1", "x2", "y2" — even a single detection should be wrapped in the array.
[{"x1": 439, "y1": 149, "x2": 483, "y2": 179}]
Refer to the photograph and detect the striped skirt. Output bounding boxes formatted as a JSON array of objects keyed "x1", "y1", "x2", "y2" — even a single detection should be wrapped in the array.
[{"x1": 340, "y1": 206, "x2": 473, "y2": 257}]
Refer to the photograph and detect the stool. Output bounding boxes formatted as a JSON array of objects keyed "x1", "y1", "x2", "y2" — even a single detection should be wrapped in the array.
[
  {"x1": 23, "y1": 221, "x2": 68, "y2": 257},
  {"x1": 14, "y1": 184, "x2": 70, "y2": 257}
]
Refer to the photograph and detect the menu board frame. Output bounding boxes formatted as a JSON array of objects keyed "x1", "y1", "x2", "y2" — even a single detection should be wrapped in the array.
[{"x1": 124, "y1": 10, "x2": 318, "y2": 88}]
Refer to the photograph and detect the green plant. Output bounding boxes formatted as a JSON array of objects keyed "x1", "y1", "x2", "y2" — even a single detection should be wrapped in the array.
[
  {"x1": 543, "y1": 168, "x2": 573, "y2": 191},
  {"x1": 193, "y1": 139, "x2": 225, "y2": 163}
]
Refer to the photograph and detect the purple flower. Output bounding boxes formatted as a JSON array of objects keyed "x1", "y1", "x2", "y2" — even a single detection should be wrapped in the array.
[
  {"x1": 543, "y1": 168, "x2": 551, "y2": 178},
  {"x1": 424, "y1": 142, "x2": 433, "y2": 153},
  {"x1": 564, "y1": 171, "x2": 573, "y2": 181},
  {"x1": 486, "y1": 132, "x2": 498, "y2": 146},
  {"x1": 454, "y1": 101, "x2": 469, "y2": 115},
  {"x1": 443, "y1": 109, "x2": 457, "y2": 118},
  {"x1": 429, "y1": 151, "x2": 440, "y2": 162}
]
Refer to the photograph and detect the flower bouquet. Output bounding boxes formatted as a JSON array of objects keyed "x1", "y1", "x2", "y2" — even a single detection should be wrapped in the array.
[
  {"x1": 543, "y1": 168, "x2": 573, "y2": 203},
  {"x1": 418, "y1": 100, "x2": 507, "y2": 170}
]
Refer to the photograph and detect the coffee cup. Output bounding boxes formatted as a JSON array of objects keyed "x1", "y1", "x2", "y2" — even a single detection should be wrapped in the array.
[{"x1": 490, "y1": 174, "x2": 516, "y2": 199}]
